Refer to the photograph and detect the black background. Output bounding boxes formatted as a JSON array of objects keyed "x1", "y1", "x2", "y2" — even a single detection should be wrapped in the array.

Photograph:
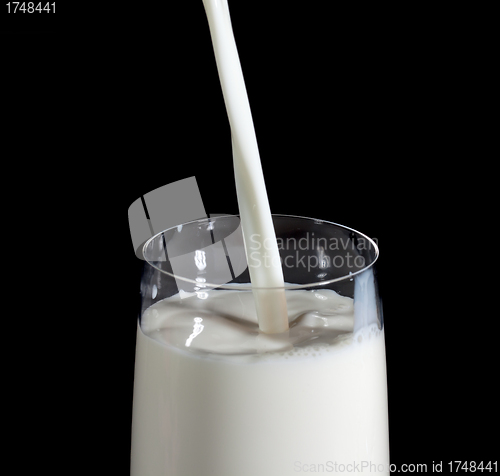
[{"x1": 3, "y1": 2, "x2": 496, "y2": 474}]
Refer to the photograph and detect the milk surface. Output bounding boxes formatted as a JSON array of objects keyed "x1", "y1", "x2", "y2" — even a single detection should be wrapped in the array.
[{"x1": 130, "y1": 288, "x2": 389, "y2": 476}]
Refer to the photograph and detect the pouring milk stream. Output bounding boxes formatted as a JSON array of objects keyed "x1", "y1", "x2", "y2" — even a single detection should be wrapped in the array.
[{"x1": 201, "y1": 0, "x2": 289, "y2": 334}]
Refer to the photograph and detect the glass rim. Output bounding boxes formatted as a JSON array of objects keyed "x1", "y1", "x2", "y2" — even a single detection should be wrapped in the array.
[{"x1": 142, "y1": 214, "x2": 379, "y2": 290}]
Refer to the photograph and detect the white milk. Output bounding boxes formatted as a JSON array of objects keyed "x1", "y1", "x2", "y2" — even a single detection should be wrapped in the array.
[
  {"x1": 130, "y1": 288, "x2": 389, "y2": 476},
  {"x1": 201, "y1": 0, "x2": 288, "y2": 333},
  {"x1": 131, "y1": 2, "x2": 389, "y2": 474}
]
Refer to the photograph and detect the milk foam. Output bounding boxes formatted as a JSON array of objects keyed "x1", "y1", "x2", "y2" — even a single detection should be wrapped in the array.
[{"x1": 141, "y1": 287, "x2": 369, "y2": 361}]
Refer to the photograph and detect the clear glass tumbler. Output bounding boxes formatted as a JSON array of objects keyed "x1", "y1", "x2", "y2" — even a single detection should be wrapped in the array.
[{"x1": 131, "y1": 214, "x2": 389, "y2": 476}]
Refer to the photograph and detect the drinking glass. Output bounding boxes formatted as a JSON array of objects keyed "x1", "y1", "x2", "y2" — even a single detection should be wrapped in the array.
[{"x1": 131, "y1": 214, "x2": 389, "y2": 476}]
